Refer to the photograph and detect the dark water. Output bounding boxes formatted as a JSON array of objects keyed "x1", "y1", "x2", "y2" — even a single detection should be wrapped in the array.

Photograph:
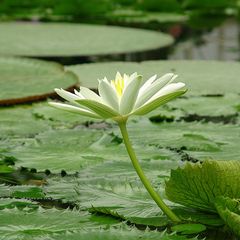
[{"x1": 169, "y1": 19, "x2": 240, "y2": 61}]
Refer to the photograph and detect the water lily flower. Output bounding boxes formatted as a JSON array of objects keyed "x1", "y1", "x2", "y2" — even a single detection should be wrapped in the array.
[
  {"x1": 49, "y1": 72, "x2": 187, "y2": 223},
  {"x1": 49, "y1": 72, "x2": 186, "y2": 122}
]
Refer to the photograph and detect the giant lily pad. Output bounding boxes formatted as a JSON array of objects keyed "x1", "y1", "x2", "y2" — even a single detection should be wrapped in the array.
[
  {"x1": 0, "y1": 22, "x2": 173, "y2": 57},
  {"x1": 120, "y1": 119, "x2": 240, "y2": 161},
  {"x1": 0, "y1": 57, "x2": 78, "y2": 105},
  {"x1": 10, "y1": 129, "x2": 181, "y2": 173},
  {"x1": 66, "y1": 60, "x2": 240, "y2": 95},
  {"x1": 0, "y1": 206, "x2": 196, "y2": 240}
]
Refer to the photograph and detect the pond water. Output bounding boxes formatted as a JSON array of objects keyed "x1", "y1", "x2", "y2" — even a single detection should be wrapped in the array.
[{"x1": 169, "y1": 18, "x2": 240, "y2": 61}]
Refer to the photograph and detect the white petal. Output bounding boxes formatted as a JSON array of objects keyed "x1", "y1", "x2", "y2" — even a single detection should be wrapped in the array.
[
  {"x1": 76, "y1": 99, "x2": 119, "y2": 119},
  {"x1": 79, "y1": 86, "x2": 103, "y2": 102},
  {"x1": 74, "y1": 89, "x2": 84, "y2": 98},
  {"x1": 138, "y1": 74, "x2": 157, "y2": 95},
  {"x1": 115, "y1": 72, "x2": 122, "y2": 81},
  {"x1": 55, "y1": 88, "x2": 81, "y2": 102},
  {"x1": 49, "y1": 102, "x2": 101, "y2": 118},
  {"x1": 119, "y1": 75, "x2": 142, "y2": 115},
  {"x1": 129, "y1": 72, "x2": 138, "y2": 81},
  {"x1": 98, "y1": 79, "x2": 119, "y2": 110},
  {"x1": 131, "y1": 89, "x2": 187, "y2": 116},
  {"x1": 134, "y1": 73, "x2": 175, "y2": 109},
  {"x1": 147, "y1": 82, "x2": 186, "y2": 103}
]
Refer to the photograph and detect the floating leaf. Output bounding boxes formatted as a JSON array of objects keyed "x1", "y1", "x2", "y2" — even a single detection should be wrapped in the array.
[
  {"x1": 0, "y1": 207, "x2": 121, "y2": 240},
  {"x1": 0, "y1": 23, "x2": 173, "y2": 57},
  {"x1": 11, "y1": 187, "x2": 45, "y2": 199},
  {"x1": 66, "y1": 61, "x2": 240, "y2": 95},
  {"x1": 171, "y1": 223, "x2": 206, "y2": 235},
  {"x1": 0, "y1": 57, "x2": 78, "y2": 105},
  {"x1": 0, "y1": 105, "x2": 50, "y2": 139},
  {"x1": 0, "y1": 198, "x2": 38, "y2": 210},
  {"x1": 151, "y1": 94, "x2": 240, "y2": 124},
  {"x1": 11, "y1": 129, "x2": 181, "y2": 173},
  {"x1": 165, "y1": 160, "x2": 240, "y2": 212},
  {"x1": 34, "y1": 228, "x2": 198, "y2": 240},
  {"x1": 122, "y1": 119, "x2": 240, "y2": 161},
  {"x1": 0, "y1": 185, "x2": 45, "y2": 200}
]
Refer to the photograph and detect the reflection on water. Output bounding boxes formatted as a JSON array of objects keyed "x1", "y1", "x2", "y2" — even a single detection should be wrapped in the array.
[{"x1": 169, "y1": 19, "x2": 240, "y2": 61}]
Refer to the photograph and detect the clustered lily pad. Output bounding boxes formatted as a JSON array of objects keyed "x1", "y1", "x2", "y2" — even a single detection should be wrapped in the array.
[{"x1": 1, "y1": 58, "x2": 240, "y2": 239}]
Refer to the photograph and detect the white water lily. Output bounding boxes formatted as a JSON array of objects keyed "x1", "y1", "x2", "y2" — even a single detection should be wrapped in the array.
[
  {"x1": 49, "y1": 71, "x2": 187, "y2": 223},
  {"x1": 49, "y1": 72, "x2": 186, "y2": 122}
]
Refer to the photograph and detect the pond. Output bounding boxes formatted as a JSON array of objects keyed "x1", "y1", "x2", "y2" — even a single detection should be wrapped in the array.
[
  {"x1": 0, "y1": 10, "x2": 240, "y2": 240},
  {"x1": 169, "y1": 18, "x2": 240, "y2": 61}
]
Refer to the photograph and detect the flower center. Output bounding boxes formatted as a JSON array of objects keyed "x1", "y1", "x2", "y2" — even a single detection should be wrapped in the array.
[{"x1": 112, "y1": 77, "x2": 125, "y2": 97}]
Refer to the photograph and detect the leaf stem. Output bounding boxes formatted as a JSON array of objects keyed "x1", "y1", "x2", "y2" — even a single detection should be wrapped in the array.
[{"x1": 118, "y1": 120, "x2": 181, "y2": 223}]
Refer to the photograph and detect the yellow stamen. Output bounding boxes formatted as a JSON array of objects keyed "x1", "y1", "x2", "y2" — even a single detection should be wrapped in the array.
[{"x1": 112, "y1": 77, "x2": 125, "y2": 97}]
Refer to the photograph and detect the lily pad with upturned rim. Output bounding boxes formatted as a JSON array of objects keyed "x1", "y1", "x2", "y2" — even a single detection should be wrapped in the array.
[
  {"x1": 0, "y1": 57, "x2": 78, "y2": 105},
  {"x1": 0, "y1": 22, "x2": 174, "y2": 58}
]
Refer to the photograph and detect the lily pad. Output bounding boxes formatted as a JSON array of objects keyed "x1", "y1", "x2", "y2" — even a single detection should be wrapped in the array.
[
  {"x1": 0, "y1": 22, "x2": 173, "y2": 57},
  {"x1": 153, "y1": 94, "x2": 240, "y2": 123},
  {"x1": 171, "y1": 223, "x2": 206, "y2": 235},
  {"x1": 165, "y1": 160, "x2": 240, "y2": 212},
  {"x1": 66, "y1": 60, "x2": 240, "y2": 95},
  {"x1": 0, "y1": 105, "x2": 50, "y2": 138},
  {"x1": 42, "y1": 229, "x2": 197, "y2": 240},
  {"x1": 10, "y1": 129, "x2": 181, "y2": 173},
  {"x1": 118, "y1": 119, "x2": 240, "y2": 161},
  {"x1": 0, "y1": 207, "x2": 121, "y2": 240},
  {"x1": 0, "y1": 198, "x2": 38, "y2": 210},
  {"x1": 0, "y1": 57, "x2": 78, "y2": 105}
]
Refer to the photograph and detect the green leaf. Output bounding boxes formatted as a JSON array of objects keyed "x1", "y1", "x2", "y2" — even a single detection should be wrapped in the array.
[
  {"x1": 66, "y1": 61, "x2": 240, "y2": 95},
  {"x1": 171, "y1": 223, "x2": 206, "y2": 235},
  {"x1": 42, "y1": 159, "x2": 177, "y2": 202},
  {"x1": 39, "y1": 228, "x2": 198, "y2": 240},
  {"x1": 0, "y1": 207, "x2": 121, "y2": 239},
  {"x1": 61, "y1": 160, "x2": 220, "y2": 228},
  {"x1": 215, "y1": 196, "x2": 240, "y2": 237},
  {"x1": 12, "y1": 128, "x2": 104, "y2": 173},
  {"x1": 0, "y1": 22, "x2": 173, "y2": 57},
  {"x1": 11, "y1": 128, "x2": 181, "y2": 173},
  {"x1": 165, "y1": 160, "x2": 240, "y2": 212},
  {"x1": 11, "y1": 187, "x2": 45, "y2": 199},
  {"x1": 0, "y1": 165, "x2": 14, "y2": 173},
  {"x1": 0, "y1": 198, "x2": 38, "y2": 210},
  {"x1": 152, "y1": 94, "x2": 240, "y2": 122},
  {"x1": 120, "y1": 119, "x2": 240, "y2": 161},
  {"x1": 0, "y1": 57, "x2": 78, "y2": 105},
  {"x1": 0, "y1": 105, "x2": 50, "y2": 139},
  {"x1": 0, "y1": 185, "x2": 45, "y2": 200}
]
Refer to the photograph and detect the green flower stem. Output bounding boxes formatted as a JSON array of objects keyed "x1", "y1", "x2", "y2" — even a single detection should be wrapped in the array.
[{"x1": 118, "y1": 120, "x2": 181, "y2": 223}]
